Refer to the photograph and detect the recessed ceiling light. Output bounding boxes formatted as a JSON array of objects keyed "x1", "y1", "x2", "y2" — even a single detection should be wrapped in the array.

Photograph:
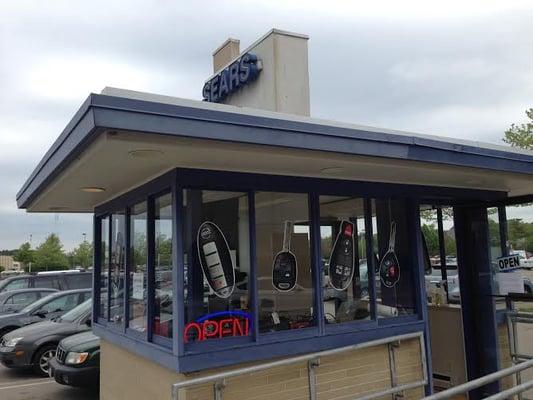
[
  {"x1": 320, "y1": 167, "x2": 345, "y2": 175},
  {"x1": 128, "y1": 149, "x2": 164, "y2": 159},
  {"x1": 81, "y1": 187, "x2": 106, "y2": 193}
]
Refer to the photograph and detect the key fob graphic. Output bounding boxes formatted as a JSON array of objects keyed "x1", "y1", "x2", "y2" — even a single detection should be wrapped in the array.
[
  {"x1": 272, "y1": 221, "x2": 297, "y2": 292},
  {"x1": 328, "y1": 220, "x2": 355, "y2": 291},
  {"x1": 197, "y1": 221, "x2": 235, "y2": 298},
  {"x1": 379, "y1": 221, "x2": 400, "y2": 288}
]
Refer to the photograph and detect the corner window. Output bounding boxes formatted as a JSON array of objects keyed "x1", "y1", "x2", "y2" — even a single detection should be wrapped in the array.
[
  {"x1": 319, "y1": 196, "x2": 370, "y2": 324},
  {"x1": 372, "y1": 199, "x2": 416, "y2": 316},
  {"x1": 129, "y1": 201, "x2": 148, "y2": 332},
  {"x1": 182, "y1": 190, "x2": 250, "y2": 343},
  {"x1": 153, "y1": 193, "x2": 173, "y2": 338},
  {"x1": 99, "y1": 217, "x2": 109, "y2": 320},
  {"x1": 255, "y1": 192, "x2": 315, "y2": 333},
  {"x1": 110, "y1": 212, "x2": 125, "y2": 325}
]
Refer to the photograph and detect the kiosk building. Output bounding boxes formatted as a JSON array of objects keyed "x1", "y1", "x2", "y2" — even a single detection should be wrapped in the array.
[{"x1": 17, "y1": 29, "x2": 533, "y2": 400}]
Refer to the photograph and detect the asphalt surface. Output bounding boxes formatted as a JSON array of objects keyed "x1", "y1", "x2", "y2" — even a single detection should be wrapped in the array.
[{"x1": 0, "y1": 365, "x2": 98, "y2": 400}]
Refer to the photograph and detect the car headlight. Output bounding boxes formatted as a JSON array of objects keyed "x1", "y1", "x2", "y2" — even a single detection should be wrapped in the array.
[
  {"x1": 65, "y1": 351, "x2": 89, "y2": 365},
  {"x1": 4, "y1": 337, "x2": 23, "y2": 347}
]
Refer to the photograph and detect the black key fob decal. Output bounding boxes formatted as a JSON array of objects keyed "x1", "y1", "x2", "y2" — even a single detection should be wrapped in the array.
[
  {"x1": 272, "y1": 221, "x2": 297, "y2": 292},
  {"x1": 380, "y1": 221, "x2": 400, "y2": 288},
  {"x1": 328, "y1": 220, "x2": 355, "y2": 291},
  {"x1": 197, "y1": 221, "x2": 235, "y2": 298}
]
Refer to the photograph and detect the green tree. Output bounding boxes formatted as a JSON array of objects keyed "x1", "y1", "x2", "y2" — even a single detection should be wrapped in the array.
[
  {"x1": 33, "y1": 234, "x2": 69, "y2": 271},
  {"x1": 13, "y1": 242, "x2": 35, "y2": 270},
  {"x1": 421, "y1": 224, "x2": 440, "y2": 256},
  {"x1": 503, "y1": 108, "x2": 533, "y2": 150},
  {"x1": 70, "y1": 241, "x2": 93, "y2": 269}
]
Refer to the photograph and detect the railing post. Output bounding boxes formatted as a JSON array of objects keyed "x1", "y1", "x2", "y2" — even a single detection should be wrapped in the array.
[
  {"x1": 308, "y1": 358, "x2": 320, "y2": 400},
  {"x1": 214, "y1": 379, "x2": 225, "y2": 400},
  {"x1": 388, "y1": 341, "x2": 403, "y2": 400}
]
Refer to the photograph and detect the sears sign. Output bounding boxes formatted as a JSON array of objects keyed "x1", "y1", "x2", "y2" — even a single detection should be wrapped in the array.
[{"x1": 202, "y1": 53, "x2": 261, "y2": 103}]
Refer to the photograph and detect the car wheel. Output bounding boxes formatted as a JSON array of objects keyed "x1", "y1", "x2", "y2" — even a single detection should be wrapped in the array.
[
  {"x1": 33, "y1": 344, "x2": 57, "y2": 376},
  {"x1": 525, "y1": 285, "x2": 532, "y2": 294}
]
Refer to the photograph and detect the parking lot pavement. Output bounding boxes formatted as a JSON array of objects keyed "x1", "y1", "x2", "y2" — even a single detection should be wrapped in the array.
[{"x1": 0, "y1": 365, "x2": 98, "y2": 400}]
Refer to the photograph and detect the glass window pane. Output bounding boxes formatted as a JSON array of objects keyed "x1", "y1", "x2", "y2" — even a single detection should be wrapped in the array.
[
  {"x1": 372, "y1": 199, "x2": 416, "y2": 317},
  {"x1": 154, "y1": 193, "x2": 173, "y2": 338},
  {"x1": 99, "y1": 217, "x2": 109, "y2": 320},
  {"x1": 129, "y1": 202, "x2": 148, "y2": 333},
  {"x1": 182, "y1": 190, "x2": 250, "y2": 344},
  {"x1": 319, "y1": 196, "x2": 370, "y2": 324},
  {"x1": 110, "y1": 212, "x2": 125, "y2": 325},
  {"x1": 488, "y1": 207, "x2": 502, "y2": 261},
  {"x1": 255, "y1": 192, "x2": 315, "y2": 333}
]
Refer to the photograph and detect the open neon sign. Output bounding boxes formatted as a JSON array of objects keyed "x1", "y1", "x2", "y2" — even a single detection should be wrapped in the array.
[{"x1": 184, "y1": 311, "x2": 251, "y2": 343}]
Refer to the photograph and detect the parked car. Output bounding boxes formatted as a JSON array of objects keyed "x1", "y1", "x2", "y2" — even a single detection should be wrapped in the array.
[
  {"x1": 0, "y1": 289, "x2": 90, "y2": 338},
  {"x1": 0, "y1": 288, "x2": 58, "y2": 314},
  {"x1": 0, "y1": 299, "x2": 92, "y2": 376},
  {"x1": 49, "y1": 331, "x2": 100, "y2": 386},
  {"x1": 0, "y1": 272, "x2": 92, "y2": 293}
]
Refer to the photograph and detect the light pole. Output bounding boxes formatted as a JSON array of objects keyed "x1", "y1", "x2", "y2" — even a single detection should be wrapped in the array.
[{"x1": 28, "y1": 234, "x2": 32, "y2": 274}]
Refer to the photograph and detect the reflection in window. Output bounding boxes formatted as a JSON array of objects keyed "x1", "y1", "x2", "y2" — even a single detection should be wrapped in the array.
[
  {"x1": 129, "y1": 202, "x2": 147, "y2": 332},
  {"x1": 372, "y1": 199, "x2": 415, "y2": 316},
  {"x1": 504, "y1": 204, "x2": 533, "y2": 300},
  {"x1": 506, "y1": 204, "x2": 533, "y2": 265},
  {"x1": 110, "y1": 213, "x2": 125, "y2": 325},
  {"x1": 182, "y1": 190, "x2": 250, "y2": 343},
  {"x1": 319, "y1": 196, "x2": 369, "y2": 324},
  {"x1": 420, "y1": 206, "x2": 458, "y2": 305},
  {"x1": 99, "y1": 217, "x2": 109, "y2": 321},
  {"x1": 255, "y1": 192, "x2": 315, "y2": 333},
  {"x1": 153, "y1": 193, "x2": 173, "y2": 338}
]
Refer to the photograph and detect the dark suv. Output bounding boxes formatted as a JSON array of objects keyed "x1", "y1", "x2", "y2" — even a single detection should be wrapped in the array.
[
  {"x1": 0, "y1": 272, "x2": 91, "y2": 293},
  {"x1": 49, "y1": 331, "x2": 100, "y2": 386}
]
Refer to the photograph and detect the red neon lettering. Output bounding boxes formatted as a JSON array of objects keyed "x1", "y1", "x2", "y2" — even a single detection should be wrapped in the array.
[
  {"x1": 233, "y1": 317, "x2": 249, "y2": 336},
  {"x1": 218, "y1": 319, "x2": 234, "y2": 338},
  {"x1": 183, "y1": 317, "x2": 250, "y2": 343},
  {"x1": 202, "y1": 320, "x2": 219, "y2": 339},
  {"x1": 183, "y1": 322, "x2": 202, "y2": 343}
]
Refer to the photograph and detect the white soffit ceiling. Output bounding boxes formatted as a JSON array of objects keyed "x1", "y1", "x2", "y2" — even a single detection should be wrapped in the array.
[{"x1": 28, "y1": 130, "x2": 533, "y2": 212}]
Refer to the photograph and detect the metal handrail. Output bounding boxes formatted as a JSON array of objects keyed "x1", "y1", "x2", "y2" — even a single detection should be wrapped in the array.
[
  {"x1": 171, "y1": 331, "x2": 427, "y2": 400},
  {"x1": 421, "y1": 358, "x2": 533, "y2": 400}
]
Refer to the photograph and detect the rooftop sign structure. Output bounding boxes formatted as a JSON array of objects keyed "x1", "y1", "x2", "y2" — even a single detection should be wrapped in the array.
[{"x1": 202, "y1": 53, "x2": 262, "y2": 103}]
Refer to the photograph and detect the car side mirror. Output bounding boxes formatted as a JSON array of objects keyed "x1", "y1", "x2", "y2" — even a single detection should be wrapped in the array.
[{"x1": 34, "y1": 310, "x2": 48, "y2": 318}]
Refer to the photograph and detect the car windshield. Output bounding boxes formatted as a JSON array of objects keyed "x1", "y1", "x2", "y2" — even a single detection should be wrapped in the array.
[
  {"x1": 19, "y1": 292, "x2": 58, "y2": 314},
  {"x1": 58, "y1": 299, "x2": 91, "y2": 323}
]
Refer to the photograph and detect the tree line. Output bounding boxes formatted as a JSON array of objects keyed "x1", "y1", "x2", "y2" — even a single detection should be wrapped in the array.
[{"x1": 11, "y1": 234, "x2": 92, "y2": 272}]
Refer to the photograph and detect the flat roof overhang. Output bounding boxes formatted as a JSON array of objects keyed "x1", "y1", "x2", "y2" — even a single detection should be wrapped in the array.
[{"x1": 17, "y1": 88, "x2": 533, "y2": 212}]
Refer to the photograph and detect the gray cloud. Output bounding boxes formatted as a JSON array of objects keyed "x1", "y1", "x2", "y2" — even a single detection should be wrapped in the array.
[{"x1": 0, "y1": 1, "x2": 532, "y2": 251}]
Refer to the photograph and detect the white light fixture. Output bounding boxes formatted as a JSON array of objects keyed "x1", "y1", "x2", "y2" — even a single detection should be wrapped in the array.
[
  {"x1": 81, "y1": 187, "x2": 106, "y2": 193},
  {"x1": 320, "y1": 167, "x2": 345, "y2": 175},
  {"x1": 128, "y1": 149, "x2": 164, "y2": 159}
]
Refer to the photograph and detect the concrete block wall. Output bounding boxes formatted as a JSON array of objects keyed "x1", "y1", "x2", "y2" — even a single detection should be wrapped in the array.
[{"x1": 100, "y1": 338, "x2": 424, "y2": 400}]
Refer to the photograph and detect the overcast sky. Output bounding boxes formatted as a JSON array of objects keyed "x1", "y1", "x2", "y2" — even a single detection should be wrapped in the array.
[{"x1": 1, "y1": 0, "x2": 532, "y2": 251}]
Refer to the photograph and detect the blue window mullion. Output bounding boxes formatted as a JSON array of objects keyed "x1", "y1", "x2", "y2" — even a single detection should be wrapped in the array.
[
  {"x1": 309, "y1": 192, "x2": 325, "y2": 335},
  {"x1": 146, "y1": 196, "x2": 156, "y2": 342},
  {"x1": 364, "y1": 199, "x2": 377, "y2": 321},
  {"x1": 107, "y1": 215, "x2": 112, "y2": 323},
  {"x1": 248, "y1": 191, "x2": 259, "y2": 342},
  {"x1": 123, "y1": 207, "x2": 131, "y2": 334},
  {"x1": 173, "y1": 178, "x2": 184, "y2": 356},
  {"x1": 92, "y1": 215, "x2": 101, "y2": 324},
  {"x1": 497, "y1": 205, "x2": 509, "y2": 257}
]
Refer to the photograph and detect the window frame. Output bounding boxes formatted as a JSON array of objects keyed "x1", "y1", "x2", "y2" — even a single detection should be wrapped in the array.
[{"x1": 93, "y1": 168, "x2": 433, "y2": 373}]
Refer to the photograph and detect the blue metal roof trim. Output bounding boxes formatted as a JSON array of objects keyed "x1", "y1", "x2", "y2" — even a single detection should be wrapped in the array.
[{"x1": 17, "y1": 93, "x2": 533, "y2": 209}]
